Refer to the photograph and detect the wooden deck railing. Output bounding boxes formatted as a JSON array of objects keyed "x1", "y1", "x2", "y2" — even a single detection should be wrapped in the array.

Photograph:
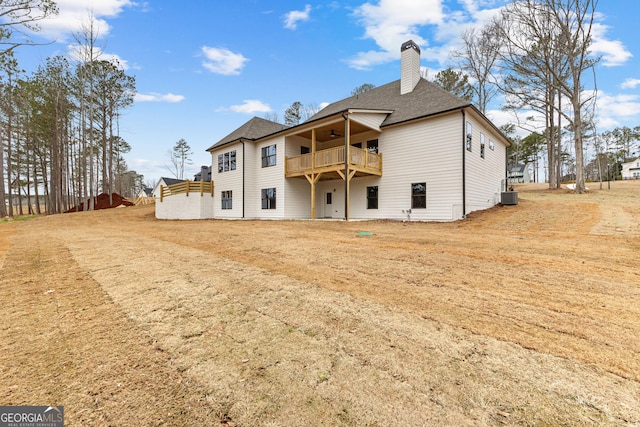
[
  {"x1": 285, "y1": 146, "x2": 382, "y2": 176},
  {"x1": 159, "y1": 180, "x2": 214, "y2": 202}
]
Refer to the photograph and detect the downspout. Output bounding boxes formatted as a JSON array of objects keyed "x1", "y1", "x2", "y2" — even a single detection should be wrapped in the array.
[
  {"x1": 461, "y1": 109, "x2": 466, "y2": 218},
  {"x1": 241, "y1": 139, "x2": 246, "y2": 218},
  {"x1": 342, "y1": 112, "x2": 349, "y2": 221}
]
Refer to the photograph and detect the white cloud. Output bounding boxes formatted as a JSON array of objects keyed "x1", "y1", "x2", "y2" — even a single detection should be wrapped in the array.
[
  {"x1": 201, "y1": 46, "x2": 248, "y2": 75},
  {"x1": 596, "y1": 92, "x2": 640, "y2": 122},
  {"x1": 349, "y1": 0, "x2": 444, "y2": 68},
  {"x1": 230, "y1": 100, "x2": 272, "y2": 114},
  {"x1": 591, "y1": 22, "x2": 632, "y2": 67},
  {"x1": 284, "y1": 4, "x2": 312, "y2": 30},
  {"x1": 135, "y1": 93, "x2": 185, "y2": 103},
  {"x1": 37, "y1": 0, "x2": 135, "y2": 40},
  {"x1": 621, "y1": 79, "x2": 640, "y2": 90}
]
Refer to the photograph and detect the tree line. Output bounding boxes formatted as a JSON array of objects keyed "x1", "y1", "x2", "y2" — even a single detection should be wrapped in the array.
[
  {"x1": 435, "y1": 0, "x2": 640, "y2": 191},
  {"x1": 0, "y1": 1, "x2": 141, "y2": 217}
]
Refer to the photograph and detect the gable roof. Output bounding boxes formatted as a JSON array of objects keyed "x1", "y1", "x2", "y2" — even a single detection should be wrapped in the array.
[
  {"x1": 208, "y1": 117, "x2": 289, "y2": 151},
  {"x1": 308, "y1": 78, "x2": 471, "y2": 128},
  {"x1": 159, "y1": 177, "x2": 185, "y2": 186},
  {"x1": 206, "y1": 76, "x2": 509, "y2": 150}
]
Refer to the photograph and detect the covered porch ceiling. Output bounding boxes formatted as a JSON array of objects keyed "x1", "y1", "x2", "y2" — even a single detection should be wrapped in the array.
[{"x1": 294, "y1": 121, "x2": 372, "y2": 143}]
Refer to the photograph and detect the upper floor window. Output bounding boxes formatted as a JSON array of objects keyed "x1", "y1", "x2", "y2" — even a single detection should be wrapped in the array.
[
  {"x1": 217, "y1": 150, "x2": 236, "y2": 173},
  {"x1": 466, "y1": 122, "x2": 473, "y2": 151},
  {"x1": 489, "y1": 139, "x2": 495, "y2": 151},
  {"x1": 480, "y1": 133, "x2": 486, "y2": 159},
  {"x1": 367, "y1": 139, "x2": 379, "y2": 153},
  {"x1": 261, "y1": 144, "x2": 277, "y2": 168}
]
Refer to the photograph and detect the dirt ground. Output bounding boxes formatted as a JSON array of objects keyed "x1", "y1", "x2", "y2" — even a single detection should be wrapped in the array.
[{"x1": 1, "y1": 181, "x2": 639, "y2": 426}]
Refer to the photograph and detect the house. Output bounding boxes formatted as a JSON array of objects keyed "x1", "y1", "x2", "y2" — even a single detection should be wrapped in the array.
[
  {"x1": 152, "y1": 177, "x2": 185, "y2": 198},
  {"x1": 621, "y1": 158, "x2": 640, "y2": 180},
  {"x1": 508, "y1": 164, "x2": 531, "y2": 184},
  {"x1": 194, "y1": 165, "x2": 213, "y2": 182},
  {"x1": 157, "y1": 40, "x2": 510, "y2": 221},
  {"x1": 135, "y1": 187, "x2": 154, "y2": 205}
]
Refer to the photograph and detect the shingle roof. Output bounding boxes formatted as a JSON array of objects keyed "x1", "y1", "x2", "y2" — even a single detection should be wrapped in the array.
[
  {"x1": 307, "y1": 78, "x2": 471, "y2": 127},
  {"x1": 160, "y1": 177, "x2": 185, "y2": 186},
  {"x1": 208, "y1": 117, "x2": 289, "y2": 151}
]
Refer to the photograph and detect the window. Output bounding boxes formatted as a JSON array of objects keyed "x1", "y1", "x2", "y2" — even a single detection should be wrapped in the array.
[
  {"x1": 261, "y1": 188, "x2": 276, "y2": 209},
  {"x1": 217, "y1": 150, "x2": 236, "y2": 173},
  {"x1": 480, "y1": 133, "x2": 485, "y2": 159},
  {"x1": 230, "y1": 150, "x2": 236, "y2": 170},
  {"x1": 221, "y1": 191, "x2": 232, "y2": 210},
  {"x1": 367, "y1": 139, "x2": 379, "y2": 153},
  {"x1": 367, "y1": 186, "x2": 378, "y2": 209},
  {"x1": 352, "y1": 142, "x2": 362, "y2": 149},
  {"x1": 261, "y1": 144, "x2": 277, "y2": 168},
  {"x1": 301, "y1": 146, "x2": 310, "y2": 155},
  {"x1": 411, "y1": 183, "x2": 426, "y2": 209},
  {"x1": 489, "y1": 139, "x2": 495, "y2": 151},
  {"x1": 466, "y1": 122, "x2": 473, "y2": 151},
  {"x1": 326, "y1": 192, "x2": 332, "y2": 205}
]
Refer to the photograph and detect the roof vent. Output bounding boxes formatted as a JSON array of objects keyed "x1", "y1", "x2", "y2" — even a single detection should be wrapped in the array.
[{"x1": 401, "y1": 40, "x2": 421, "y2": 95}]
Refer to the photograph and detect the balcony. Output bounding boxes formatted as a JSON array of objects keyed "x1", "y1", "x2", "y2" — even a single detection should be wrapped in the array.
[{"x1": 285, "y1": 145, "x2": 382, "y2": 179}]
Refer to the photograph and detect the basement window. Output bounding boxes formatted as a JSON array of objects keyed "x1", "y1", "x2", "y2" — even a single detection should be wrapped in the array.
[
  {"x1": 411, "y1": 183, "x2": 426, "y2": 209},
  {"x1": 367, "y1": 186, "x2": 378, "y2": 209},
  {"x1": 261, "y1": 188, "x2": 276, "y2": 209},
  {"x1": 221, "y1": 191, "x2": 232, "y2": 210}
]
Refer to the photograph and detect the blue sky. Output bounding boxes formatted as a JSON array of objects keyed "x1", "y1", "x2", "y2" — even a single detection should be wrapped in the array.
[{"x1": 13, "y1": 0, "x2": 640, "y2": 184}]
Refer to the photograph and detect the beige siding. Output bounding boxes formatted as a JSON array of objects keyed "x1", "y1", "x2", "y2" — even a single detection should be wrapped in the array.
[
  {"x1": 210, "y1": 142, "x2": 244, "y2": 219},
  {"x1": 349, "y1": 113, "x2": 387, "y2": 131},
  {"x1": 247, "y1": 137, "x2": 286, "y2": 219},
  {"x1": 350, "y1": 113, "x2": 464, "y2": 221},
  {"x1": 283, "y1": 136, "x2": 312, "y2": 218},
  {"x1": 464, "y1": 111, "x2": 507, "y2": 215}
]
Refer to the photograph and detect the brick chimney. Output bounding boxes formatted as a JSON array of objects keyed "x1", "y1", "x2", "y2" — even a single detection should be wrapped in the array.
[{"x1": 400, "y1": 40, "x2": 421, "y2": 95}]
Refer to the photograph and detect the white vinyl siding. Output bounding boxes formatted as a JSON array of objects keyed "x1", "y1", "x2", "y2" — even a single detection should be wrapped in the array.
[
  {"x1": 349, "y1": 112, "x2": 388, "y2": 131},
  {"x1": 247, "y1": 137, "x2": 286, "y2": 218},
  {"x1": 350, "y1": 113, "x2": 463, "y2": 221},
  {"x1": 210, "y1": 142, "x2": 244, "y2": 219},
  {"x1": 464, "y1": 111, "x2": 507, "y2": 213}
]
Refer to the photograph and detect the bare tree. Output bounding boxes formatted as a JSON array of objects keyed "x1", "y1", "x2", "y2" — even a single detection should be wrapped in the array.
[
  {"x1": 351, "y1": 83, "x2": 376, "y2": 96},
  {"x1": 455, "y1": 23, "x2": 501, "y2": 114},
  {"x1": 497, "y1": 0, "x2": 599, "y2": 193},
  {"x1": 0, "y1": 0, "x2": 58, "y2": 55}
]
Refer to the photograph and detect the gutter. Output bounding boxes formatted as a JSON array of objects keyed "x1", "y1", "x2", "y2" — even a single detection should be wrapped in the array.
[
  {"x1": 241, "y1": 139, "x2": 246, "y2": 218},
  {"x1": 462, "y1": 109, "x2": 466, "y2": 218}
]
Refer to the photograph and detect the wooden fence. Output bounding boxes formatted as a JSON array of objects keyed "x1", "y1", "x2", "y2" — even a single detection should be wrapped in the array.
[{"x1": 160, "y1": 180, "x2": 214, "y2": 202}]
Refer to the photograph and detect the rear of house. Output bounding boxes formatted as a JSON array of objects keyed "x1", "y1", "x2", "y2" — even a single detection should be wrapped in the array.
[{"x1": 157, "y1": 40, "x2": 510, "y2": 221}]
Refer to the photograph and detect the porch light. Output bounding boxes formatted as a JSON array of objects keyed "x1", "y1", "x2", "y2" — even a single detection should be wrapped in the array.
[{"x1": 330, "y1": 129, "x2": 341, "y2": 137}]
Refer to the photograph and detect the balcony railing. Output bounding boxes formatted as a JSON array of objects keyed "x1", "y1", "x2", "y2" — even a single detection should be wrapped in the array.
[
  {"x1": 285, "y1": 146, "x2": 382, "y2": 177},
  {"x1": 159, "y1": 180, "x2": 214, "y2": 202}
]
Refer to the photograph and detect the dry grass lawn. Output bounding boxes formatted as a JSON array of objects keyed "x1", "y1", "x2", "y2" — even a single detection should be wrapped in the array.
[{"x1": 1, "y1": 181, "x2": 639, "y2": 426}]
